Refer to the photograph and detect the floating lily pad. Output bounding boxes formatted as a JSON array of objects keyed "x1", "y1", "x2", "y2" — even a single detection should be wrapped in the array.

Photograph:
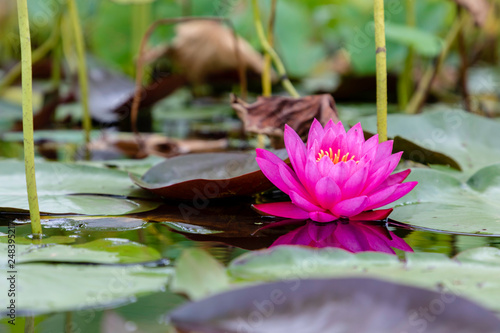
[
  {"x1": 0, "y1": 239, "x2": 170, "y2": 315},
  {"x1": 170, "y1": 248, "x2": 229, "y2": 300},
  {"x1": 1, "y1": 238, "x2": 161, "y2": 265},
  {"x1": 228, "y1": 246, "x2": 500, "y2": 313},
  {"x1": 131, "y1": 150, "x2": 288, "y2": 200},
  {"x1": 0, "y1": 161, "x2": 160, "y2": 215},
  {"x1": 170, "y1": 277, "x2": 500, "y2": 333},
  {"x1": 359, "y1": 108, "x2": 500, "y2": 175},
  {"x1": 0, "y1": 264, "x2": 170, "y2": 315},
  {"x1": 389, "y1": 165, "x2": 500, "y2": 235}
]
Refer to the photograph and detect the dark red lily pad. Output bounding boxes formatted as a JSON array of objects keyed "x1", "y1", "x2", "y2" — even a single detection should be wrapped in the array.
[
  {"x1": 170, "y1": 277, "x2": 500, "y2": 333},
  {"x1": 130, "y1": 150, "x2": 288, "y2": 200}
]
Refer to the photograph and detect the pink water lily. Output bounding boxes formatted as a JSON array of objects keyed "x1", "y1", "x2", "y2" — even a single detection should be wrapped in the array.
[{"x1": 254, "y1": 119, "x2": 417, "y2": 222}]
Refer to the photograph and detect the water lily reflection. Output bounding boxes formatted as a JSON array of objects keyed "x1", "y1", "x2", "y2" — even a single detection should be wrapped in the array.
[{"x1": 271, "y1": 219, "x2": 413, "y2": 254}]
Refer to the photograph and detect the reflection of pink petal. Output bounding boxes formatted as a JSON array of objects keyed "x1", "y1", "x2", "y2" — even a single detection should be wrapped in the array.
[
  {"x1": 307, "y1": 222, "x2": 337, "y2": 242},
  {"x1": 334, "y1": 223, "x2": 371, "y2": 252},
  {"x1": 252, "y1": 202, "x2": 309, "y2": 219},
  {"x1": 269, "y1": 220, "x2": 412, "y2": 254}
]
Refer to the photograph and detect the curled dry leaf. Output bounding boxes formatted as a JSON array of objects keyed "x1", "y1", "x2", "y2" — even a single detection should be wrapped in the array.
[
  {"x1": 231, "y1": 94, "x2": 340, "y2": 139},
  {"x1": 453, "y1": 0, "x2": 490, "y2": 27},
  {"x1": 168, "y1": 20, "x2": 273, "y2": 85},
  {"x1": 88, "y1": 132, "x2": 228, "y2": 159}
]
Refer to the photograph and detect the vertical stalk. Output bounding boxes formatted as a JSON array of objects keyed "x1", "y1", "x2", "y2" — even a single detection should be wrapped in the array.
[
  {"x1": 16, "y1": 0, "x2": 42, "y2": 236},
  {"x1": 251, "y1": 0, "x2": 298, "y2": 98},
  {"x1": 398, "y1": 0, "x2": 414, "y2": 111},
  {"x1": 131, "y1": 3, "x2": 150, "y2": 76},
  {"x1": 262, "y1": 0, "x2": 277, "y2": 97},
  {"x1": 374, "y1": 0, "x2": 388, "y2": 142},
  {"x1": 67, "y1": 0, "x2": 91, "y2": 147}
]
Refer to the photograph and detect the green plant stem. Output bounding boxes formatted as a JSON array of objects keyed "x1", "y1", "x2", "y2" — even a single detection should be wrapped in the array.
[
  {"x1": 406, "y1": 16, "x2": 464, "y2": 114},
  {"x1": 67, "y1": 0, "x2": 91, "y2": 147},
  {"x1": 397, "y1": 0, "x2": 414, "y2": 111},
  {"x1": 251, "y1": 0, "x2": 298, "y2": 98},
  {"x1": 0, "y1": 18, "x2": 60, "y2": 95},
  {"x1": 16, "y1": 0, "x2": 42, "y2": 237},
  {"x1": 131, "y1": 3, "x2": 150, "y2": 76},
  {"x1": 374, "y1": 0, "x2": 387, "y2": 142},
  {"x1": 262, "y1": 0, "x2": 277, "y2": 97}
]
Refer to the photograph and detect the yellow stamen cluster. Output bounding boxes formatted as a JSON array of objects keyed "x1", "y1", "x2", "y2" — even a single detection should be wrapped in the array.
[{"x1": 317, "y1": 148, "x2": 356, "y2": 164}]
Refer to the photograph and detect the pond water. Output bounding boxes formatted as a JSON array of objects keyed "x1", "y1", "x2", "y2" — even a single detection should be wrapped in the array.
[{"x1": 1, "y1": 198, "x2": 499, "y2": 332}]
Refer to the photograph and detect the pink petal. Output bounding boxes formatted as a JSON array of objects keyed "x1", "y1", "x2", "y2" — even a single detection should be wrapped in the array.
[
  {"x1": 363, "y1": 152, "x2": 403, "y2": 193},
  {"x1": 290, "y1": 190, "x2": 323, "y2": 212},
  {"x1": 364, "y1": 184, "x2": 398, "y2": 211},
  {"x1": 309, "y1": 211, "x2": 338, "y2": 222},
  {"x1": 346, "y1": 123, "x2": 364, "y2": 157},
  {"x1": 350, "y1": 208, "x2": 393, "y2": 221},
  {"x1": 342, "y1": 164, "x2": 370, "y2": 199},
  {"x1": 306, "y1": 119, "x2": 324, "y2": 150},
  {"x1": 314, "y1": 177, "x2": 341, "y2": 210},
  {"x1": 317, "y1": 155, "x2": 333, "y2": 177},
  {"x1": 303, "y1": 156, "x2": 322, "y2": 193},
  {"x1": 252, "y1": 202, "x2": 309, "y2": 219},
  {"x1": 374, "y1": 140, "x2": 394, "y2": 162},
  {"x1": 278, "y1": 163, "x2": 313, "y2": 202},
  {"x1": 333, "y1": 196, "x2": 368, "y2": 217},
  {"x1": 373, "y1": 169, "x2": 411, "y2": 190},
  {"x1": 362, "y1": 135, "x2": 379, "y2": 155},
  {"x1": 328, "y1": 160, "x2": 349, "y2": 187},
  {"x1": 320, "y1": 128, "x2": 337, "y2": 152},
  {"x1": 256, "y1": 157, "x2": 291, "y2": 195},
  {"x1": 256, "y1": 148, "x2": 286, "y2": 165},
  {"x1": 375, "y1": 181, "x2": 418, "y2": 208},
  {"x1": 284, "y1": 125, "x2": 307, "y2": 182}
]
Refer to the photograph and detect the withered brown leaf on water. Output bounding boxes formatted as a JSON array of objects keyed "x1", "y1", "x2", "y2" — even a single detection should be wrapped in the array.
[
  {"x1": 231, "y1": 94, "x2": 340, "y2": 139},
  {"x1": 168, "y1": 20, "x2": 273, "y2": 85},
  {"x1": 452, "y1": 0, "x2": 490, "y2": 27}
]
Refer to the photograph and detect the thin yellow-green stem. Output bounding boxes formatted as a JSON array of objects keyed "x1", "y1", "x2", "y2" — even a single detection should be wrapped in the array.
[
  {"x1": 397, "y1": 0, "x2": 415, "y2": 111},
  {"x1": 262, "y1": 0, "x2": 277, "y2": 97},
  {"x1": 131, "y1": 3, "x2": 150, "y2": 77},
  {"x1": 16, "y1": 0, "x2": 42, "y2": 237},
  {"x1": 374, "y1": 0, "x2": 387, "y2": 142},
  {"x1": 251, "y1": 0, "x2": 298, "y2": 98},
  {"x1": 67, "y1": 0, "x2": 91, "y2": 147},
  {"x1": 406, "y1": 16, "x2": 464, "y2": 114},
  {"x1": 0, "y1": 18, "x2": 60, "y2": 95}
]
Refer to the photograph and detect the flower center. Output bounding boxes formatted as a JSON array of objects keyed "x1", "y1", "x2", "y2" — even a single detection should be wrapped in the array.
[{"x1": 317, "y1": 148, "x2": 356, "y2": 164}]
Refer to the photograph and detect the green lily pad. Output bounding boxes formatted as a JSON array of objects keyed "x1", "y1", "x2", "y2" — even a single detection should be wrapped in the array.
[
  {"x1": 389, "y1": 165, "x2": 500, "y2": 235},
  {"x1": 0, "y1": 239, "x2": 169, "y2": 315},
  {"x1": 359, "y1": 108, "x2": 500, "y2": 176},
  {"x1": 228, "y1": 246, "x2": 500, "y2": 313},
  {"x1": 0, "y1": 160, "x2": 160, "y2": 215},
  {"x1": 170, "y1": 248, "x2": 229, "y2": 300},
  {"x1": 1, "y1": 238, "x2": 161, "y2": 265},
  {"x1": 1, "y1": 264, "x2": 170, "y2": 315}
]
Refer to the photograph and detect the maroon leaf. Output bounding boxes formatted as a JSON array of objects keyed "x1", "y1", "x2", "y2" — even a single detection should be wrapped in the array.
[
  {"x1": 130, "y1": 150, "x2": 288, "y2": 200},
  {"x1": 170, "y1": 277, "x2": 500, "y2": 333}
]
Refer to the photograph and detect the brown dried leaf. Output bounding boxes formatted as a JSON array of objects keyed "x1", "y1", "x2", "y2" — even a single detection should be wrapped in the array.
[
  {"x1": 168, "y1": 20, "x2": 273, "y2": 84},
  {"x1": 453, "y1": 0, "x2": 490, "y2": 27},
  {"x1": 231, "y1": 94, "x2": 340, "y2": 138}
]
